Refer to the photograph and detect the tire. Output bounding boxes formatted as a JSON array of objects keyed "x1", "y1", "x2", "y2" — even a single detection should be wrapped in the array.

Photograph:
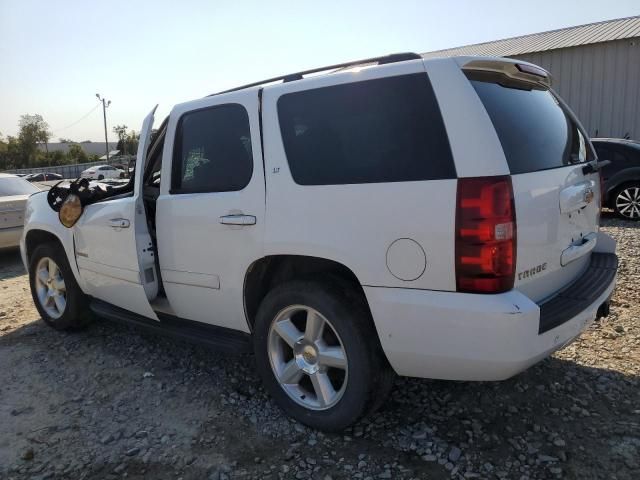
[
  {"x1": 98, "y1": 175, "x2": 104, "y2": 180},
  {"x1": 253, "y1": 278, "x2": 394, "y2": 431},
  {"x1": 28, "y1": 243, "x2": 91, "y2": 330},
  {"x1": 611, "y1": 183, "x2": 640, "y2": 220}
]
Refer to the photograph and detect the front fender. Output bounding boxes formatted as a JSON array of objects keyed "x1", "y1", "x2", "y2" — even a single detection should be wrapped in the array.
[{"x1": 21, "y1": 191, "x2": 87, "y2": 292}]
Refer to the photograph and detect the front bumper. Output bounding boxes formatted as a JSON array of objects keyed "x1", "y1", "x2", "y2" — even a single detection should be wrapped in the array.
[{"x1": 365, "y1": 251, "x2": 617, "y2": 381}]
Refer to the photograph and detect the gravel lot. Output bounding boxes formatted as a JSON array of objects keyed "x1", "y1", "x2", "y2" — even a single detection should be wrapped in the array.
[{"x1": 1, "y1": 214, "x2": 638, "y2": 480}]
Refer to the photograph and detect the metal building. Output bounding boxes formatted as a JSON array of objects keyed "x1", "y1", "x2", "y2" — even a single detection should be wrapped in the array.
[{"x1": 423, "y1": 16, "x2": 640, "y2": 141}]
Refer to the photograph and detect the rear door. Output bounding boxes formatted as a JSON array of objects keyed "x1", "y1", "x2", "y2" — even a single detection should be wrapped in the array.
[
  {"x1": 73, "y1": 107, "x2": 160, "y2": 319},
  {"x1": 465, "y1": 65, "x2": 600, "y2": 302},
  {"x1": 154, "y1": 90, "x2": 265, "y2": 331}
]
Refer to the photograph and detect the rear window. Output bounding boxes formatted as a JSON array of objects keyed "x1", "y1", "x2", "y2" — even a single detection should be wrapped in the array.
[
  {"x1": 467, "y1": 72, "x2": 593, "y2": 175},
  {"x1": 277, "y1": 73, "x2": 455, "y2": 185}
]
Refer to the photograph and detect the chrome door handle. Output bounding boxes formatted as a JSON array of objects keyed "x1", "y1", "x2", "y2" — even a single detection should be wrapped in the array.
[
  {"x1": 219, "y1": 214, "x2": 256, "y2": 226},
  {"x1": 108, "y1": 218, "x2": 130, "y2": 229}
]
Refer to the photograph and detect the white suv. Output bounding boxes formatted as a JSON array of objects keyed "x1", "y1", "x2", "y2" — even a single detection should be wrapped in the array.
[{"x1": 21, "y1": 53, "x2": 618, "y2": 430}]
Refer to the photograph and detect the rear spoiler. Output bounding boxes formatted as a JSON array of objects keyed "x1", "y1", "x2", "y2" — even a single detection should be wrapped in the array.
[{"x1": 461, "y1": 59, "x2": 552, "y2": 88}]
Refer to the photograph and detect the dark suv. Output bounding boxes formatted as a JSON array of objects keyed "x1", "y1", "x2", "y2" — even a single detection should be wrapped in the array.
[{"x1": 592, "y1": 138, "x2": 640, "y2": 220}]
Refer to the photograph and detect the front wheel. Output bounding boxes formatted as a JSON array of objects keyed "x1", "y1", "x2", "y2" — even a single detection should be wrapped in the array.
[
  {"x1": 612, "y1": 183, "x2": 640, "y2": 220},
  {"x1": 29, "y1": 243, "x2": 91, "y2": 330},
  {"x1": 97, "y1": 174, "x2": 104, "y2": 180},
  {"x1": 253, "y1": 279, "x2": 394, "y2": 431}
]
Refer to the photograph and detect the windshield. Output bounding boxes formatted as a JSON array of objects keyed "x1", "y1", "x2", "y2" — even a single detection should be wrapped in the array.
[{"x1": 0, "y1": 177, "x2": 40, "y2": 196}]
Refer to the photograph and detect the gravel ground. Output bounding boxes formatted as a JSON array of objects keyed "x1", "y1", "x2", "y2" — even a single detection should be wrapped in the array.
[{"x1": 1, "y1": 214, "x2": 638, "y2": 480}]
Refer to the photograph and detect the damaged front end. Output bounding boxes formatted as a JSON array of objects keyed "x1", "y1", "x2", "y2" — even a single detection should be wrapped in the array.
[{"x1": 47, "y1": 178, "x2": 131, "y2": 227}]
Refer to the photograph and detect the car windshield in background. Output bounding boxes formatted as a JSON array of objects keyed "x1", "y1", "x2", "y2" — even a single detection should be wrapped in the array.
[
  {"x1": 0, "y1": 177, "x2": 40, "y2": 196},
  {"x1": 467, "y1": 72, "x2": 593, "y2": 175}
]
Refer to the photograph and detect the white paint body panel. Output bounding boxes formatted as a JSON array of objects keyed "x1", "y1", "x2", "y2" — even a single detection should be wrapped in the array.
[
  {"x1": 72, "y1": 108, "x2": 160, "y2": 320},
  {"x1": 154, "y1": 90, "x2": 265, "y2": 332},
  {"x1": 511, "y1": 167, "x2": 601, "y2": 302},
  {"x1": 21, "y1": 192, "x2": 80, "y2": 281},
  {"x1": 365, "y1": 234, "x2": 616, "y2": 380},
  {"x1": 0, "y1": 194, "x2": 29, "y2": 248},
  {"x1": 261, "y1": 60, "x2": 457, "y2": 291}
]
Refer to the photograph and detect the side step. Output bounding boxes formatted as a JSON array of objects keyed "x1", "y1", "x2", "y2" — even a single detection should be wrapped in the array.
[{"x1": 90, "y1": 299, "x2": 251, "y2": 354}]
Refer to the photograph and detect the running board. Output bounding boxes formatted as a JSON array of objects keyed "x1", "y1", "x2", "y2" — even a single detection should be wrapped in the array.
[{"x1": 90, "y1": 299, "x2": 251, "y2": 353}]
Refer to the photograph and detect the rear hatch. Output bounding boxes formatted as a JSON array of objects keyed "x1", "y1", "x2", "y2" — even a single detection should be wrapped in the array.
[{"x1": 465, "y1": 62, "x2": 601, "y2": 303}]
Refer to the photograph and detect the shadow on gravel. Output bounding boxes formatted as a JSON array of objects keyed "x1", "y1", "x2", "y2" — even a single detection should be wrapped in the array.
[
  {"x1": 0, "y1": 247, "x2": 25, "y2": 280},
  {"x1": 601, "y1": 209, "x2": 640, "y2": 229},
  {"x1": 2, "y1": 314, "x2": 638, "y2": 479}
]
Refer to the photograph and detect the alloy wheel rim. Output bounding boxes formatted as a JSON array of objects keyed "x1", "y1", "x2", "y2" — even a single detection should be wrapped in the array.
[
  {"x1": 34, "y1": 257, "x2": 67, "y2": 319},
  {"x1": 616, "y1": 187, "x2": 640, "y2": 219},
  {"x1": 268, "y1": 305, "x2": 348, "y2": 410}
]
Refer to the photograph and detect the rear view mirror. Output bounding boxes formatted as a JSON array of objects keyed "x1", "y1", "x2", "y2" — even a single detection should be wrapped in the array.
[{"x1": 58, "y1": 194, "x2": 83, "y2": 228}]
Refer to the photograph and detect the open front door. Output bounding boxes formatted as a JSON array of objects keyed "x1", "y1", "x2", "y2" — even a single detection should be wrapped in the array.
[{"x1": 73, "y1": 107, "x2": 160, "y2": 320}]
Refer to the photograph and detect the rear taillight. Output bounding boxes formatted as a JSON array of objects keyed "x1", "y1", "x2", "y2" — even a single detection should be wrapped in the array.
[{"x1": 455, "y1": 176, "x2": 516, "y2": 294}]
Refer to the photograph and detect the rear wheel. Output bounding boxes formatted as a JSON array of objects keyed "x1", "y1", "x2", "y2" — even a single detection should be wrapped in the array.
[
  {"x1": 612, "y1": 183, "x2": 640, "y2": 220},
  {"x1": 29, "y1": 243, "x2": 91, "y2": 330},
  {"x1": 98, "y1": 174, "x2": 104, "y2": 180},
  {"x1": 253, "y1": 279, "x2": 394, "y2": 431}
]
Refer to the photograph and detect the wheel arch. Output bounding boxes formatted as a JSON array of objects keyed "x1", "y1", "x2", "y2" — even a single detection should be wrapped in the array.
[
  {"x1": 25, "y1": 229, "x2": 65, "y2": 261},
  {"x1": 24, "y1": 227, "x2": 84, "y2": 290},
  {"x1": 243, "y1": 255, "x2": 369, "y2": 331},
  {"x1": 605, "y1": 169, "x2": 640, "y2": 206}
]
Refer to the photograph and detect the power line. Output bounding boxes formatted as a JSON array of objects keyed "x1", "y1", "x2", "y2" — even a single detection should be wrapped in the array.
[{"x1": 51, "y1": 103, "x2": 101, "y2": 134}]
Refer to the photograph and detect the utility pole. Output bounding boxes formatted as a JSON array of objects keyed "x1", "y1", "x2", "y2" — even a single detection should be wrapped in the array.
[{"x1": 96, "y1": 93, "x2": 111, "y2": 161}]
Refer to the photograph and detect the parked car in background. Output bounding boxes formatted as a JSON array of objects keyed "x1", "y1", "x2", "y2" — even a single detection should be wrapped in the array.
[
  {"x1": 111, "y1": 163, "x2": 132, "y2": 178},
  {"x1": 80, "y1": 165, "x2": 124, "y2": 180},
  {"x1": 0, "y1": 173, "x2": 40, "y2": 248},
  {"x1": 591, "y1": 138, "x2": 640, "y2": 220},
  {"x1": 21, "y1": 54, "x2": 617, "y2": 430},
  {"x1": 26, "y1": 172, "x2": 64, "y2": 183}
]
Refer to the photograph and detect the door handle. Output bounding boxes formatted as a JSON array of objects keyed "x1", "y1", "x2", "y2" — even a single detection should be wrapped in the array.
[
  {"x1": 219, "y1": 214, "x2": 256, "y2": 226},
  {"x1": 108, "y1": 218, "x2": 130, "y2": 229}
]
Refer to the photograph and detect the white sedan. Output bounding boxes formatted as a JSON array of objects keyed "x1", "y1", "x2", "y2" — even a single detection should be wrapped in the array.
[
  {"x1": 0, "y1": 173, "x2": 40, "y2": 248},
  {"x1": 80, "y1": 165, "x2": 124, "y2": 180}
]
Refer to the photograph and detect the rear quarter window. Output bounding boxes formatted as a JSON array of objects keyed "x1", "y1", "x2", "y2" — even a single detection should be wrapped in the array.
[
  {"x1": 467, "y1": 72, "x2": 594, "y2": 175},
  {"x1": 277, "y1": 73, "x2": 455, "y2": 185}
]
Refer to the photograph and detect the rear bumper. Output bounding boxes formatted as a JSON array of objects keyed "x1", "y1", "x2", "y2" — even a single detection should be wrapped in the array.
[
  {"x1": 0, "y1": 226, "x2": 23, "y2": 249},
  {"x1": 365, "y1": 251, "x2": 617, "y2": 381}
]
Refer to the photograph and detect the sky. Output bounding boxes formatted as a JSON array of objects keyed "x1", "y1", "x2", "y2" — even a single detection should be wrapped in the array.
[{"x1": 1, "y1": 0, "x2": 639, "y2": 142}]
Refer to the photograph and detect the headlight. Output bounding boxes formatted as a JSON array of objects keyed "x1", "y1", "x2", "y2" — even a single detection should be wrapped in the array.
[{"x1": 58, "y1": 194, "x2": 83, "y2": 228}]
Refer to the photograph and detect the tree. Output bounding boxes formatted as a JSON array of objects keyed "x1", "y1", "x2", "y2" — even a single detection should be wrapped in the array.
[
  {"x1": 0, "y1": 136, "x2": 23, "y2": 170},
  {"x1": 58, "y1": 137, "x2": 74, "y2": 143},
  {"x1": 19, "y1": 114, "x2": 51, "y2": 159},
  {"x1": 113, "y1": 125, "x2": 128, "y2": 155},
  {"x1": 67, "y1": 144, "x2": 88, "y2": 163},
  {"x1": 125, "y1": 130, "x2": 139, "y2": 156}
]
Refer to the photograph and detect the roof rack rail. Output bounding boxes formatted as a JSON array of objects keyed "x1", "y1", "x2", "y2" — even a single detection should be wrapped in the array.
[{"x1": 208, "y1": 52, "x2": 422, "y2": 96}]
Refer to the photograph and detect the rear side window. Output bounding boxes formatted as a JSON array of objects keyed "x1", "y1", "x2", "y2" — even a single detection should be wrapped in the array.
[
  {"x1": 468, "y1": 72, "x2": 594, "y2": 175},
  {"x1": 277, "y1": 74, "x2": 455, "y2": 185},
  {"x1": 172, "y1": 104, "x2": 253, "y2": 194}
]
